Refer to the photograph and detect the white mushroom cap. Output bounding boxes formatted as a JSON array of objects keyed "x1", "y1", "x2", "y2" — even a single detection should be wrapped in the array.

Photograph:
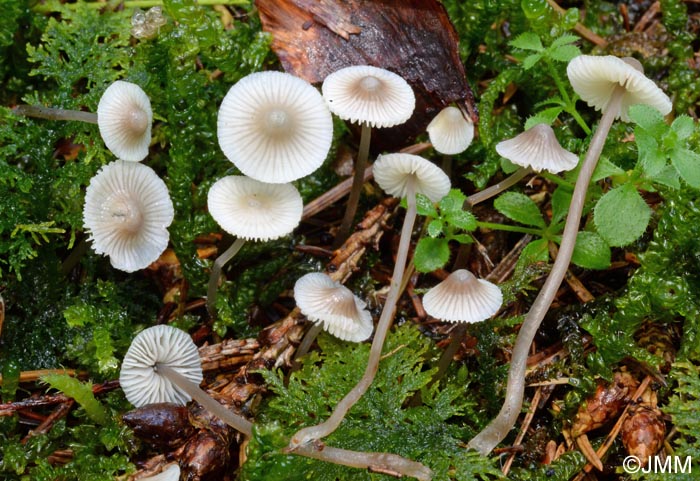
[
  {"x1": 423, "y1": 269, "x2": 502, "y2": 323},
  {"x1": 294, "y1": 273, "x2": 373, "y2": 342},
  {"x1": 566, "y1": 55, "x2": 672, "y2": 122},
  {"x1": 141, "y1": 464, "x2": 180, "y2": 481},
  {"x1": 322, "y1": 65, "x2": 416, "y2": 128},
  {"x1": 495, "y1": 123, "x2": 579, "y2": 173},
  {"x1": 207, "y1": 176, "x2": 303, "y2": 241},
  {"x1": 217, "y1": 71, "x2": 333, "y2": 184},
  {"x1": 373, "y1": 153, "x2": 451, "y2": 202},
  {"x1": 120, "y1": 325, "x2": 203, "y2": 407},
  {"x1": 427, "y1": 106, "x2": 474, "y2": 155},
  {"x1": 83, "y1": 160, "x2": 174, "y2": 273},
  {"x1": 97, "y1": 81, "x2": 153, "y2": 162}
]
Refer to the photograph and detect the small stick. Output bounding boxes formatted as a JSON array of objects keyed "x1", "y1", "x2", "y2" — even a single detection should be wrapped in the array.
[
  {"x1": 22, "y1": 400, "x2": 75, "y2": 444},
  {"x1": 502, "y1": 387, "x2": 544, "y2": 475}
]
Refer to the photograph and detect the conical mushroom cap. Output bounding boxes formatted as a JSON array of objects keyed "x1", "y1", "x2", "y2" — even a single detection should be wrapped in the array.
[
  {"x1": 373, "y1": 153, "x2": 451, "y2": 202},
  {"x1": 207, "y1": 176, "x2": 303, "y2": 242},
  {"x1": 97, "y1": 81, "x2": 153, "y2": 162},
  {"x1": 495, "y1": 124, "x2": 579, "y2": 173},
  {"x1": 423, "y1": 269, "x2": 502, "y2": 323},
  {"x1": 83, "y1": 160, "x2": 174, "y2": 273},
  {"x1": 294, "y1": 273, "x2": 373, "y2": 342},
  {"x1": 217, "y1": 71, "x2": 333, "y2": 183},
  {"x1": 427, "y1": 106, "x2": 474, "y2": 155},
  {"x1": 120, "y1": 325, "x2": 203, "y2": 407},
  {"x1": 566, "y1": 55, "x2": 672, "y2": 122},
  {"x1": 322, "y1": 65, "x2": 415, "y2": 128}
]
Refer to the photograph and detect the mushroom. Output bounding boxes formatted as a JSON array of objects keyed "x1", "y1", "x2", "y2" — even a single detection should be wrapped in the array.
[
  {"x1": 205, "y1": 175, "x2": 303, "y2": 316},
  {"x1": 83, "y1": 160, "x2": 174, "y2": 273},
  {"x1": 289, "y1": 153, "x2": 449, "y2": 449},
  {"x1": 469, "y1": 55, "x2": 672, "y2": 455},
  {"x1": 423, "y1": 269, "x2": 502, "y2": 324},
  {"x1": 426, "y1": 105, "x2": 474, "y2": 176},
  {"x1": 293, "y1": 272, "x2": 374, "y2": 359},
  {"x1": 13, "y1": 81, "x2": 153, "y2": 161},
  {"x1": 140, "y1": 463, "x2": 180, "y2": 481},
  {"x1": 322, "y1": 65, "x2": 415, "y2": 246},
  {"x1": 120, "y1": 325, "x2": 253, "y2": 435},
  {"x1": 217, "y1": 71, "x2": 333, "y2": 184}
]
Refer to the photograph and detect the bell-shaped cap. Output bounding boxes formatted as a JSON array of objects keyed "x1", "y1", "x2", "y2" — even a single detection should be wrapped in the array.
[
  {"x1": 427, "y1": 106, "x2": 474, "y2": 155},
  {"x1": 97, "y1": 81, "x2": 153, "y2": 161},
  {"x1": 373, "y1": 153, "x2": 450, "y2": 202},
  {"x1": 294, "y1": 272, "x2": 373, "y2": 342},
  {"x1": 322, "y1": 65, "x2": 415, "y2": 128},
  {"x1": 207, "y1": 175, "x2": 303, "y2": 242},
  {"x1": 83, "y1": 160, "x2": 174, "y2": 272},
  {"x1": 217, "y1": 71, "x2": 333, "y2": 184},
  {"x1": 566, "y1": 55, "x2": 672, "y2": 122},
  {"x1": 423, "y1": 269, "x2": 502, "y2": 323},
  {"x1": 141, "y1": 464, "x2": 180, "y2": 481},
  {"x1": 120, "y1": 325, "x2": 203, "y2": 407},
  {"x1": 495, "y1": 123, "x2": 579, "y2": 173}
]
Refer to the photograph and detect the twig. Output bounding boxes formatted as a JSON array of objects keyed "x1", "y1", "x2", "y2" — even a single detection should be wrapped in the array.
[
  {"x1": 502, "y1": 387, "x2": 543, "y2": 475},
  {"x1": 22, "y1": 400, "x2": 75, "y2": 444}
]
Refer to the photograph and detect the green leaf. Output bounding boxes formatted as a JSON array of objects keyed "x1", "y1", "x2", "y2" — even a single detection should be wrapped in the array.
[
  {"x1": 548, "y1": 44, "x2": 581, "y2": 63},
  {"x1": 414, "y1": 237, "x2": 451, "y2": 273},
  {"x1": 450, "y1": 234, "x2": 473, "y2": 245},
  {"x1": 671, "y1": 148, "x2": 700, "y2": 189},
  {"x1": 427, "y1": 219, "x2": 444, "y2": 238},
  {"x1": 438, "y1": 189, "x2": 467, "y2": 214},
  {"x1": 591, "y1": 156, "x2": 625, "y2": 182},
  {"x1": 524, "y1": 106, "x2": 564, "y2": 130},
  {"x1": 550, "y1": 186, "x2": 572, "y2": 226},
  {"x1": 516, "y1": 238, "x2": 550, "y2": 269},
  {"x1": 649, "y1": 165, "x2": 681, "y2": 190},
  {"x1": 494, "y1": 192, "x2": 546, "y2": 228},
  {"x1": 670, "y1": 115, "x2": 695, "y2": 141},
  {"x1": 635, "y1": 128, "x2": 667, "y2": 177},
  {"x1": 41, "y1": 374, "x2": 108, "y2": 425},
  {"x1": 522, "y1": 53, "x2": 543, "y2": 70},
  {"x1": 415, "y1": 193, "x2": 438, "y2": 217},
  {"x1": 445, "y1": 210, "x2": 477, "y2": 231},
  {"x1": 594, "y1": 184, "x2": 652, "y2": 246},
  {"x1": 509, "y1": 32, "x2": 544, "y2": 52},
  {"x1": 571, "y1": 231, "x2": 611, "y2": 270},
  {"x1": 550, "y1": 34, "x2": 579, "y2": 48},
  {"x1": 628, "y1": 104, "x2": 668, "y2": 138}
]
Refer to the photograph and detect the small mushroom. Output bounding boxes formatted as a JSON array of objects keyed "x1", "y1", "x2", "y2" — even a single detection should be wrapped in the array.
[
  {"x1": 83, "y1": 160, "x2": 174, "y2": 273},
  {"x1": 322, "y1": 65, "x2": 416, "y2": 246},
  {"x1": 423, "y1": 269, "x2": 502, "y2": 323},
  {"x1": 217, "y1": 71, "x2": 333, "y2": 184},
  {"x1": 205, "y1": 175, "x2": 303, "y2": 316},
  {"x1": 496, "y1": 123, "x2": 579, "y2": 174},
  {"x1": 427, "y1": 106, "x2": 474, "y2": 156},
  {"x1": 120, "y1": 325, "x2": 252, "y2": 435}
]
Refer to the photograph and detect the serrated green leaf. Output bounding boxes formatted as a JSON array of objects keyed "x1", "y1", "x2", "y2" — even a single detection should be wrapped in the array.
[
  {"x1": 415, "y1": 193, "x2": 438, "y2": 217},
  {"x1": 427, "y1": 219, "x2": 444, "y2": 238},
  {"x1": 451, "y1": 234, "x2": 473, "y2": 244},
  {"x1": 438, "y1": 189, "x2": 467, "y2": 214},
  {"x1": 671, "y1": 148, "x2": 700, "y2": 189},
  {"x1": 522, "y1": 53, "x2": 543, "y2": 70},
  {"x1": 41, "y1": 374, "x2": 108, "y2": 425},
  {"x1": 494, "y1": 192, "x2": 546, "y2": 228},
  {"x1": 548, "y1": 44, "x2": 581, "y2": 63},
  {"x1": 550, "y1": 186, "x2": 572, "y2": 226},
  {"x1": 628, "y1": 104, "x2": 668, "y2": 138},
  {"x1": 592, "y1": 156, "x2": 625, "y2": 182},
  {"x1": 445, "y1": 210, "x2": 477, "y2": 231},
  {"x1": 649, "y1": 165, "x2": 681, "y2": 189},
  {"x1": 635, "y1": 128, "x2": 667, "y2": 177},
  {"x1": 671, "y1": 115, "x2": 695, "y2": 140},
  {"x1": 594, "y1": 184, "x2": 651, "y2": 246},
  {"x1": 571, "y1": 231, "x2": 610, "y2": 270},
  {"x1": 516, "y1": 238, "x2": 550, "y2": 270},
  {"x1": 414, "y1": 237, "x2": 451, "y2": 273},
  {"x1": 524, "y1": 106, "x2": 564, "y2": 130},
  {"x1": 550, "y1": 34, "x2": 580, "y2": 48},
  {"x1": 509, "y1": 32, "x2": 544, "y2": 52}
]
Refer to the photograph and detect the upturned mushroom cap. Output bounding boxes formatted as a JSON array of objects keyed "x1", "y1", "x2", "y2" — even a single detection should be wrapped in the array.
[
  {"x1": 423, "y1": 269, "x2": 502, "y2": 323},
  {"x1": 495, "y1": 123, "x2": 579, "y2": 173},
  {"x1": 427, "y1": 106, "x2": 474, "y2": 155},
  {"x1": 566, "y1": 55, "x2": 672, "y2": 122},
  {"x1": 294, "y1": 273, "x2": 373, "y2": 342},
  {"x1": 322, "y1": 65, "x2": 415, "y2": 128},
  {"x1": 207, "y1": 176, "x2": 303, "y2": 241},
  {"x1": 83, "y1": 160, "x2": 174, "y2": 273},
  {"x1": 373, "y1": 153, "x2": 451, "y2": 202},
  {"x1": 217, "y1": 71, "x2": 333, "y2": 184},
  {"x1": 120, "y1": 325, "x2": 203, "y2": 407},
  {"x1": 97, "y1": 81, "x2": 153, "y2": 162},
  {"x1": 141, "y1": 464, "x2": 180, "y2": 481}
]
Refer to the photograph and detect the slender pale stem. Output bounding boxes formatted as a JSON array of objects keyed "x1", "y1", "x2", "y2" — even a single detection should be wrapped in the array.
[
  {"x1": 156, "y1": 363, "x2": 253, "y2": 436},
  {"x1": 334, "y1": 123, "x2": 372, "y2": 248},
  {"x1": 13, "y1": 105, "x2": 98, "y2": 124},
  {"x1": 289, "y1": 181, "x2": 418, "y2": 449},
  {"x1": 206, "y1": 237, "x2": 246, "y2": 317},
  {"x1": 465, "y1": 167, "x2": 531, "y2": 207},
  {"x1": 294, "y1": 323, "x2": 324, "y2": 360},
  {"x1": 467, "y1": 87, "x2": 625, "y2": 455}
]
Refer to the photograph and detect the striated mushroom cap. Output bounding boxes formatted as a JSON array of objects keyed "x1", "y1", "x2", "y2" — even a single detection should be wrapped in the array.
[
  {"x1": 427, "y1": 106, "x2": 474, "y2": 155},
  {"x1": 120, "y1": 325, "x2": 203, "y2": 407},
  {"x1": 294, "y1": 273, "x2": 373, "y2": 342},
  {"x1": 97, "y1": 81, "x2": 153, "y2": 162},
  {"x1": 566, "y1": 55, "x2": 672, "y2": 122},
  {"x1": 495, "y1": 123, "x2": 579, "y2": 173},
  {"x1": 423, "y1": 269, "x2": 502, "y2": 323},
  {"x1": 322, "y1": 65, "x2": 415, "y2": 128},
  {"x1": 83, "y1": 160, "x2": 174, "y2": 273},
  {"x1": 373, "y1": 153, "x2": 450, "y2": 202},
  {"x1": 207, "y1": 176, "x2": 303, "y2": 242},
  {"x1": 217, "y1": 71, "x2": 333, "y2": 184}
]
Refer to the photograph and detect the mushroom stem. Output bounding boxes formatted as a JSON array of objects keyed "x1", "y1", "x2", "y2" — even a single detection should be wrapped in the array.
[
  {"x1": 13, "y1": 105, "x2": 98, "y2": 124},
  {"x1": 465, "y1": 167, "x2": 531, "y2": 208},
  {"x1": 289, "y1": 180, "x2": 418, "y2": 449},
  {"x1": 334, "y1": 122, "x2": 372, "y2": 248},
  {"x1": 467, "y1": 86, "x2": 625, "y2": 455},
  {"x1": 207, "y1": 237, "x2": 246, "y2": 317},
  {"x1": 294, "y1": 322, "x2": 324, "y2": 361},
  {"x1": 156, "y1": 363, "x2": 253, "y2": 436}
]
